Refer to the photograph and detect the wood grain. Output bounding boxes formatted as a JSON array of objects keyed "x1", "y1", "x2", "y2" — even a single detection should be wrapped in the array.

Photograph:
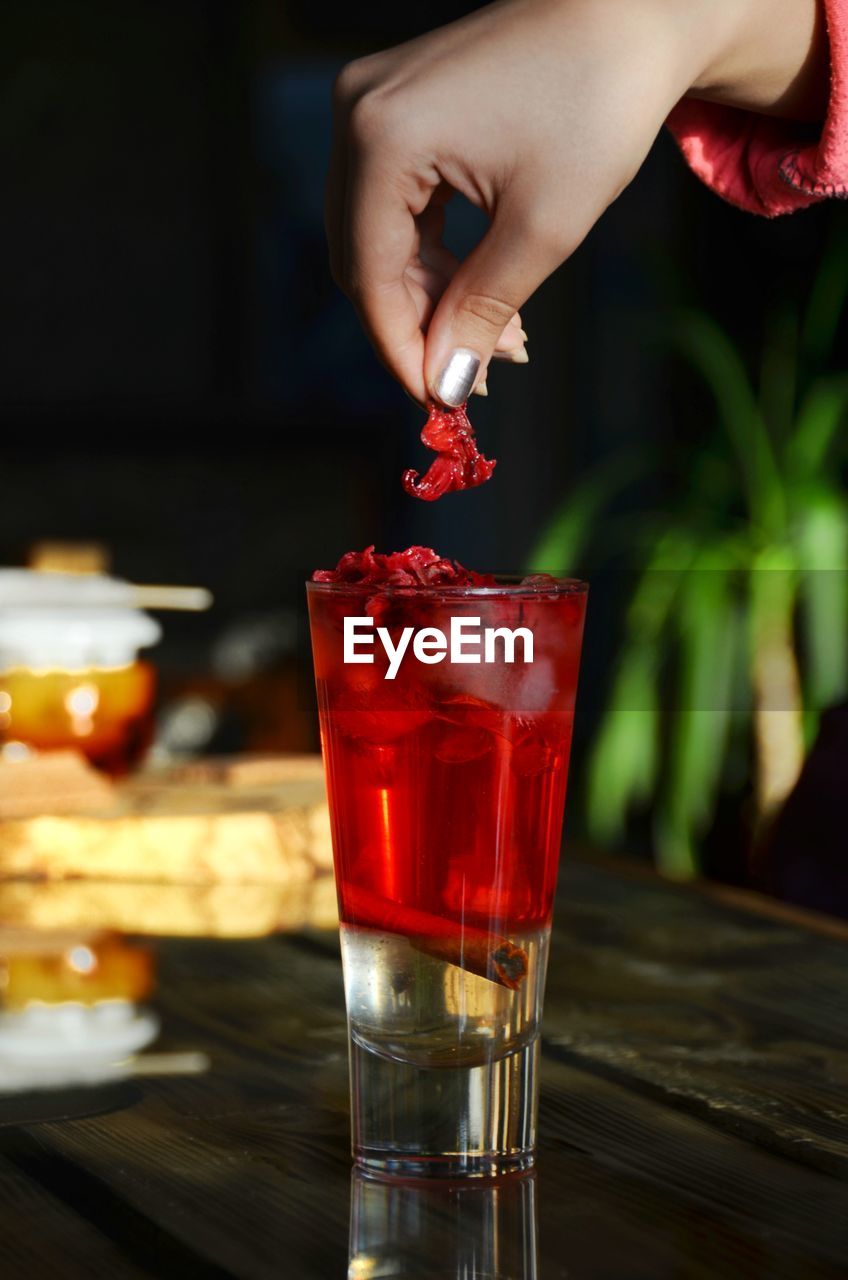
[
  {"x1": 0, "y1": 1152, "x2": 150, "y2": 1279},
  {"x1": 0, "y1": 859, "x2": 845, "y2": 1278},
  {"x1": 544, "y1": 863, "x2": 848, "y2": 1178}
]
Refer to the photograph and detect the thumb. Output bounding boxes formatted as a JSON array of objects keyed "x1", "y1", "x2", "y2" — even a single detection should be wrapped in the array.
[{"x1": 424, "y1": 201, "x2": 569, "y2": 406}]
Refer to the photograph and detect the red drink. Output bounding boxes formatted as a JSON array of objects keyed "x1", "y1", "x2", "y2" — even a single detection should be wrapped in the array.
[{"x1": 307, "y1": 567, "x2": 587, "y2": 1175}]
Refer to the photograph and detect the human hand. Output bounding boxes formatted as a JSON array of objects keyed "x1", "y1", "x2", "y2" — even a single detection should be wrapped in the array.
[{"x1": 328, "y1": 0, "x2": 826, "y2": 405}]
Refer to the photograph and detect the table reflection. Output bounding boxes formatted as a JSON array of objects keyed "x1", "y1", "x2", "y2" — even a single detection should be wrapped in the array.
[
  {"x1": 348, "y1": 1168, "x2": 538, "y2": 1280},
  {"x1": 0, "y1": 925, "x2": 213, "y2": 1094},
  {"x1": 0, "y1": 875, "x2": 338, "y2": 938},
  {"x1": 0, "y1": 928, "x2": 159, "y2": 1092},
  {"x1": 0, "y1": 832, "x2": 339, "y2": 1096}
]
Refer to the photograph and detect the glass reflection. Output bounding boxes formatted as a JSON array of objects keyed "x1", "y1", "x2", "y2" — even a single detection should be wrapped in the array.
[
  {"x1": 0, "y1": 929, "x2": 159, "y2": 1092},
  {"x1": 348, "y1": 1168, "x2": 538, "y2": 1280}
]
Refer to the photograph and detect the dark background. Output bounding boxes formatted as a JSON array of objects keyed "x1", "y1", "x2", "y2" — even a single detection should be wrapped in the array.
[{"x1": 2, "y1": 0, "x2": 839, "y2": 847}]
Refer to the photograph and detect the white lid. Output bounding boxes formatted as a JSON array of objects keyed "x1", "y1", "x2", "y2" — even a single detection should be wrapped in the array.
[
  {"x1": 0, "y1": 569, "x2": 146, "y2": 609},
  {"x1": 0, "y1": 569, "x2": 163, "y2": 669},
  {"x1": 0, "y1": 569, "x2": 211, "y2": 613},
  {"x1": 0, "y1": 607, "x2": 161, "y2": 670}
]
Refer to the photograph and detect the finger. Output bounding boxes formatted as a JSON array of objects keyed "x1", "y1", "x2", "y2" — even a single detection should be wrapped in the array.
[
  {"x1": 345, "y1": 154, "x2": 434, "y2": 403},
  {"x1": 424, "y1": 199, "x2": 567, "y2": 405},
  {"x1": 493, "y1": 311, "x2": 528, "y2": 359},
  {"x1": 417, "y1": 209, "x2": 528, "y2": 362}
]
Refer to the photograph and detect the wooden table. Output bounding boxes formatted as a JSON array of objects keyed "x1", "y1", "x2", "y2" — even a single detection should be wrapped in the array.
[{"x1": 1, "y1": 858, "x2": 847, "y2": 1279}]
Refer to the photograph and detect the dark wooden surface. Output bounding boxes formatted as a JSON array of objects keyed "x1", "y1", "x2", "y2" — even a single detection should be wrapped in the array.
[{"x1": 1, "y1": 859, "x2": 847, "y2": 1279}]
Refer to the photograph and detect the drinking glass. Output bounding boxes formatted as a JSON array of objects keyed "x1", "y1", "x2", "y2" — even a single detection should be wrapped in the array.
[
  {"x1": 308, "y1": 576, "x2": 587, "y2": 1176},
  {"x1": 348, "y1": 1167, "x2": 538, "y2": 1278}
]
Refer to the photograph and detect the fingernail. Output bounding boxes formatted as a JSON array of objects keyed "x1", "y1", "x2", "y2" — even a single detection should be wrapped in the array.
[
  {"x1": 472, "y1": 379, "x2": 488, "y2": 397},
  {"x1": 492, "y1": 345, "x2": 529, "y2": 364},
  {"x1": 518, "y1": 328, "x2": 529, "y2": 343},
  {"x1": 432, "y1": 348, "x2": 481, "y2": 407}
]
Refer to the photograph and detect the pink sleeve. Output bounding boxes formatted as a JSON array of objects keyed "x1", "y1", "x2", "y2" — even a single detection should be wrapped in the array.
[{"x1": 666, "y1": 0, "x2": 848, "y2": 216}]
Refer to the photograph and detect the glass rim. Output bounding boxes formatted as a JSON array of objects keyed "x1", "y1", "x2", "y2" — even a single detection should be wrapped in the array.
[{"x1": 306, "y1": 573, "x2": 588, "y2": 599}]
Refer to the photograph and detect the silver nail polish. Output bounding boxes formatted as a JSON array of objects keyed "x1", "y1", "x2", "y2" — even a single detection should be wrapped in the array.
[{"x1": 433, "y1": 348, "x2": 481, "y2": 407}]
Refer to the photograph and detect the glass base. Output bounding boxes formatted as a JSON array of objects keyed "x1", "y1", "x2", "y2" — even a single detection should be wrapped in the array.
[
  {"x1": 349, "y1": 1034, "x2": 539, "y2": 1178},
  {"x1": 349, "y1": 1167, "x2": 539, "y2": 1278}
]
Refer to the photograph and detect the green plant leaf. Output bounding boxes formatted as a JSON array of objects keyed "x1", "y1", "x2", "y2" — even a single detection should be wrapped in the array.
[
  {"x1": 570, "y1": 254, "x2": 847, "y2": 873},
  {"x1": 585, "y1": 531, "x2": 695, "y2": 847},
  {"x1": 794, "y1": 489, "x2": 848, "y2": 718},
  {"x1": 670, "y1": 310, "x2": 785, "y2": 535},
  {"x1": 654, "y1": 548, "x2": 739, "y2": 879},
  {"x1": 525, "y1": 454, "x2": 644, "y2": 573},
  {"x1": 785, "y1": 374, "x2": 848, "y2": 483},
  {"x1": 747, "y1": 545, "x2": 804, "y2": 818},
  {"x1": 748, "y1": 545, "x2": 799, "y2": 651},
  {"x1": 759, "y1": 306, "x2": 798, "y2": 445},
  {"x1": 586, "y1": 644, "x2": 661, "y2": 845}
]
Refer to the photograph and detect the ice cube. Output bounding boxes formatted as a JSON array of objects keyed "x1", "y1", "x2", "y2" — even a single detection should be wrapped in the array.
[
  {"x1": 510, "y1": 714, "x2": 572, "y2": 776},
  {"x1": 510, "y1": 656, "x2": 558, "y2": 713}
]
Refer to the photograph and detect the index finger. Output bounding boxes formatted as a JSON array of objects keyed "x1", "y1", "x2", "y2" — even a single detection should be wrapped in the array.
[{"x1": 345, "y1": 151, "x2": 433, "y2": 404}]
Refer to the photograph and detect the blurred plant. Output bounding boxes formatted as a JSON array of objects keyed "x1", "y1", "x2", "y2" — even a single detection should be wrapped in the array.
[{"x1": 530, "y1": 231, "x2": 848, "y2": 878}]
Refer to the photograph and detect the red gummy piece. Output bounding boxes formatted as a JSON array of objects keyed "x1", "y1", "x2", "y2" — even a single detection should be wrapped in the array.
[
  {"x1": 312, "y1": 545, "x2": 494, "y2": 588},
  {"x1": 401, "y1": 402, "x2": 496, "y2": 501}
]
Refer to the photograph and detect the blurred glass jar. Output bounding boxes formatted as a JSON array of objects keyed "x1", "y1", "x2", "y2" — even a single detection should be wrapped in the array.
[{"x1": 0, "y1": 575, "x2": 161, "y2": 775}]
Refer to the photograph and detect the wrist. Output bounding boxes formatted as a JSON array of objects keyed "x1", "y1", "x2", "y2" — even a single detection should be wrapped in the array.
[{"x1": 685, "y1": 0, "x2": 828, "y2": 120}]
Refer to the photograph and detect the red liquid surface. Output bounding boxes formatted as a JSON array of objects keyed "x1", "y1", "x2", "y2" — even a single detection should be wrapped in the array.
[{"x1": 308, "y1": 580, "x2": 586, "y2": 936}]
